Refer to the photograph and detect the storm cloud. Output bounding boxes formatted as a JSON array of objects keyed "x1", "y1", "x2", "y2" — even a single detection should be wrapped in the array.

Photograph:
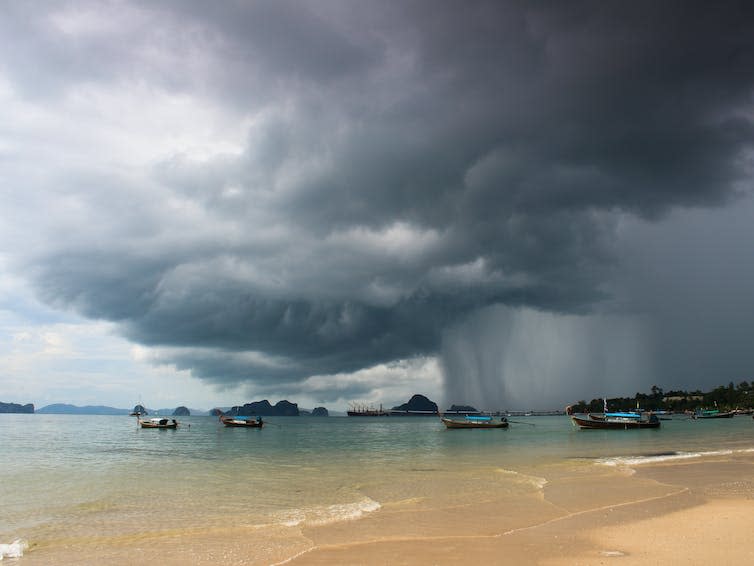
[{"x1": 2, "y1": 1, "x2": 753, "y2": 407}]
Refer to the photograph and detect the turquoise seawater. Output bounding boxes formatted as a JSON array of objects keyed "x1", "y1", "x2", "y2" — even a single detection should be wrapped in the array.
[{"x1": 1, "y1": 413, "x2": 753, "y2": 562}]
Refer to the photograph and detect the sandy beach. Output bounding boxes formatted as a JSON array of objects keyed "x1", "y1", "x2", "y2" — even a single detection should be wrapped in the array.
[{"x1": 284, "y1": 452, "x2": 754, "y2": 565}]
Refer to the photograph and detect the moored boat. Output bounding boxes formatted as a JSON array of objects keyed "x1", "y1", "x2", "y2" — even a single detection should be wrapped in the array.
[
  {"x1": 571, "y1": 413, "x2": 660, "y2": 429},
  {"x1": 219, "y1": 414, "x2": 264, "y2": 427},
  {"x1": 440, "y1": 415, "x2": 509, "y2": 429},
  {"x1": 692, "y1": 409, "x2": 735, "y2": 419},
  {"x1": 139, "y1": 417, "x2": 179, "y2": 429}
]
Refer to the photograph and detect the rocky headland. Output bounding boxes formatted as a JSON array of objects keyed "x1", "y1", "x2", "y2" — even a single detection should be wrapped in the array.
[
  {"x1": 0, "y1": 402, "x2": 34, "y2": 413},
  {"x1": 225, "y1": 399, "x2": 300, "y2": 416}
]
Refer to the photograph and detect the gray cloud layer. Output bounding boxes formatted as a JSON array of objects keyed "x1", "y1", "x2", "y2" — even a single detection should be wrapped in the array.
[{"x1": 2, "y1": 1, "x2": 754, "y2": 401}]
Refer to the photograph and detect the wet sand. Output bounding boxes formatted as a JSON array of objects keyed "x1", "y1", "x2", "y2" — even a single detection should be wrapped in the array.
[
  {"x1": 287, "y1": 452, "x2": 754, "y2": 565},
  {"x1": 17, "y1": 452, "x2": 754, "y2": 565}
]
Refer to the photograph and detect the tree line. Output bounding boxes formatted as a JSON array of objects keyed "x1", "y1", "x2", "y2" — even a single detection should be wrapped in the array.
[{"x1": 571, "y1": 381, "x2": 753, "y2": 413}]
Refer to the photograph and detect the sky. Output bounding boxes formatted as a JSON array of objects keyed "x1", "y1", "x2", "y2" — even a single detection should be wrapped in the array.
[{"x1": 1, "y1": 1, "x2": 754, "y2": 412}]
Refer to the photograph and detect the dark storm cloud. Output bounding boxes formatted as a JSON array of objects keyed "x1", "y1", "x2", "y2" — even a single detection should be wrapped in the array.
[{"x1": 5, "y1": 1, "x2": 754, "y2": 390}]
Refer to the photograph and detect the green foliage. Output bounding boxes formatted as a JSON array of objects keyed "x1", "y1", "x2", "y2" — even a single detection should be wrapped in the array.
[{"x1": 570, "y1": 380, "x2": 754, "y2": 413}]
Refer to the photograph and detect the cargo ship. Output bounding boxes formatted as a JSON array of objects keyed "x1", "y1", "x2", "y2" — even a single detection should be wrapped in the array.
[{"x1": 347, "y1": 402, "x2": 389, "y2": 416}]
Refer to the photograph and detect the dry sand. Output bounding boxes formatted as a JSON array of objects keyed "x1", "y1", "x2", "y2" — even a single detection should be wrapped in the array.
[{"x1": 549, "y1": 499, "x2": 754, "y2": 565}]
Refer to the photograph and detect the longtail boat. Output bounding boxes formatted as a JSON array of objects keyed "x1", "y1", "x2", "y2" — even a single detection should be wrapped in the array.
[
  {"x1": 440, "y1": 415, "x2": 509, "y2": 429},
  {"x1": 692, "y1": 409, "x2": 735, "y2": 419},
  {"x1": 139, "y1": 417, "x2": 178, "y2": 429},
  {"x1": 571, "y1": 413, "x2": 660, "y2": 430},
  {"x1": 219, "y1": 414, "x2": 264, "y2": 428}
]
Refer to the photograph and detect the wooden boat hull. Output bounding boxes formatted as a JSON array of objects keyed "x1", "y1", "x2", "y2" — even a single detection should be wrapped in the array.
[
  {"x1": 571, "y1": 415, "x2": 660, "y2": 429},
  {"x1": 441, "y1": 417, "x2": 508, "y2": 429},
  {"x1": 220, "y1": 415, "x2": 264, "y2": 428},
  {"x1": 139, "y1": 418, "x2": 178, "y2": 429},
  {"x1": 692, "y1": 411, "x2": 735, "y2": 419}
]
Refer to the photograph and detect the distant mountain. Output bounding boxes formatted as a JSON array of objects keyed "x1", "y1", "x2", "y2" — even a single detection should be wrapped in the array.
[
  {"x1": 38, "y1": 404, "x2": 206, "y2": 415},
  {"x1": 37, "y1": 404, "x2": 130, "y2": 415},
  {"x1": 151, "y1": 407, "x2": 204, "y2": 416},
  {"x1": 226, "y1": 399, "x2": 299, "y2": 416},
  {"x1": 391, "y1": 394, "x2": 438, "y2": 414},
  {"x1": 0, "y1": 402, "x2": 34, "y2": 414}
]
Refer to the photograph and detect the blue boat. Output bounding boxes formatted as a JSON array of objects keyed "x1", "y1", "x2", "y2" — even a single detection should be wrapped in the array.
[{"x1": 692, "y1": 409, "x2": 735, "y2": 419}]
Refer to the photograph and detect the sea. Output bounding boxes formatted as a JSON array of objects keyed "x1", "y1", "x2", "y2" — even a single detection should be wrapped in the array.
[{"x1": 2, "y1": 413, "x2": 753, "y2": 564}]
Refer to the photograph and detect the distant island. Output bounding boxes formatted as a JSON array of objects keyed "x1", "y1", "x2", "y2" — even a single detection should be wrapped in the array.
[
  {"x1": 34, "y1": 404, "x2": 200, "y2": 416},
  {"x1": 223, "y1": 399, "x2": 300, "y2": 416},
  {"x1": 217, "y1": 401, "x2": 331, "y2": 417},
  {"x1": 11, "y1": 381, "x2": 752, "y2": 420},
  {"x1": 348, "y1": 394, "x2": 441, "y2": 416},
  {"x1": 0, "y1": 402, "x2": 34, "y2": 414},
  {"x1": 347, "y1": 395, "x2": 485, "y2": 416},
  {"x1": 390, "y1": 394, "x2": 438, "y2": 415},
  {"x1": 37, "y1": 404, "x2": 131, "y2": 415}
]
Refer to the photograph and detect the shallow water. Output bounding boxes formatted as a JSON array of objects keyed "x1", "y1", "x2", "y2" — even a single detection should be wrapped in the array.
[{"x1": 2, "y1": 413, "x2": 753, "y2": 563}]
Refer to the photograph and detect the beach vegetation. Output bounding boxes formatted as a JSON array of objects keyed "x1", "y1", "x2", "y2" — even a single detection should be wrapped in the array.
[{"x1": 571, "y1": 381, "x2": 754, "y2": 413}]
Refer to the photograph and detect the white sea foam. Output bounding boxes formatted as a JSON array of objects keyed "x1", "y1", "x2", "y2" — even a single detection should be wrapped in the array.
[
  {"x1": 600, "y1": 550, "x2": 626, "y2": 557},
  {"x1": 495, "y1": 468, "x2": 548, "y2": 490},
  {"x1": 280, "y1": 514, "x2": 304, "y2": 528},
  {"x1": 276, "y1": 497, "x2": 381, "y2": 528},
  {"x1": 0, "y1": 539, "x2": 28, "y2": 560},
  {"x1": 308, "y1": 497, "x2": 381, "y2": 526},
  {"x1": 597, "y1": 449, "x2": 735, "y2": 467}
]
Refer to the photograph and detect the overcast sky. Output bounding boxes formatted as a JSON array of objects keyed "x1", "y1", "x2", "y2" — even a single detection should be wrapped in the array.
[{"x1": 1, "y1": 1, "x2": 753, "y2": 412}]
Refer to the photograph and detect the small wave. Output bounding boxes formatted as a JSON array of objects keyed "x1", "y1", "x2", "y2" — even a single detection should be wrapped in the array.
[
  {"x1": 600, "y1": 550, "x2": 626, "y2": 557},
  {"x1": 597, "y1": 449, "x2": 735, "y2": 467},
  {"x1": 279, "y1": 514, "x2": 304, "y2": 527},
  {"x1": 276, "y1": 497, "x2": 381, "y2": 528},
  {"x1": 309, "y1": 497, "x2": 381, "y2": 526},
  {"x1": 0, "y1": 539, "x2": 28, "y2": 560},
  {"x1": 495, "y1": 468, "x2": 548, "y2": 490}
]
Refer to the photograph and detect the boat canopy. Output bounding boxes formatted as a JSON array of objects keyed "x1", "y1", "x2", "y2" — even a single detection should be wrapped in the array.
[
  {"x1": 604, "y1": 412, "x2": 641, "y2": 419},
  {"x1": 465, "y1": 415, "x2": 493, "y2": 421}
]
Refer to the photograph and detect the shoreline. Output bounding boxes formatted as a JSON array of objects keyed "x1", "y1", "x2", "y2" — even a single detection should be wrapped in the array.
[
  {"x1": 11, "y1": 429, "x2": 754, "y2": 565},
  {"x1": 275, "y1": 497, "x2": 754, "y2": 565},
  {"x1": 284, "y1": 451, "x2": 754, "y2": 565}
]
